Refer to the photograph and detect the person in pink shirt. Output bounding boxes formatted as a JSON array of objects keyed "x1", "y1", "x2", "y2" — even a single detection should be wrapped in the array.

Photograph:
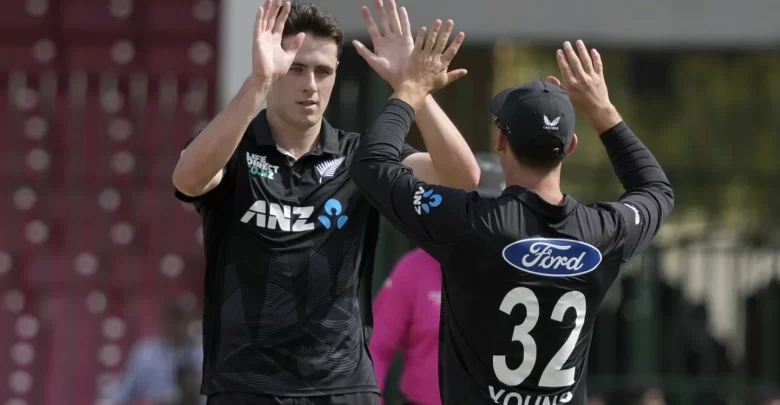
[
  {"x1": 371, "y1": 249, "x2": 442, "y2": 405},
  {"x1": 370, "y1": 153, "x2": 504, "y2": 405}
]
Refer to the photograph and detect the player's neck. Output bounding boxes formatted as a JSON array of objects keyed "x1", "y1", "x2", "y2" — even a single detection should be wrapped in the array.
[
  {"x1": 505, "y1": 169, "x2": 565, "y2": 206},
  {"x1": 266, "y1": 111, "x2": 323, "y2": 160}
]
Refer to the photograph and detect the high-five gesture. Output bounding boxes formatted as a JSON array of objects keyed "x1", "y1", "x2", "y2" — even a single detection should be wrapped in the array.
[
  {"x1": 352, "y1": 0, "x2": 414, "y2": 90},
  {"x1": 394, "y1": 20, "x2": 466, "y2": 109},
  {"x1": 252, "y1": 0, "x2": 305, "y2": 84},
  {"x1": 548, "y1": 40, "x2": 621, "y2": 133}
]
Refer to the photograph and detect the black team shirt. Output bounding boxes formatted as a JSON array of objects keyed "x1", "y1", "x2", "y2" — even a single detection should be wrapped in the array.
[
  {"x1": 349, "y1": 99, "x2": 674, "y2": 405},
  {"x1": 175, "y1": 110, "x2": 418, "y2": 396}
]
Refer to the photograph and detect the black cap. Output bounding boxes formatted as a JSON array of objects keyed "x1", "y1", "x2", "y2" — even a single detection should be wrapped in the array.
[
  {"x1": 474, "y1": 152, "x2": 504, "y2": 197},
  {"x1": 490, "y1": 79, "x2": 575, "y2": 160}
]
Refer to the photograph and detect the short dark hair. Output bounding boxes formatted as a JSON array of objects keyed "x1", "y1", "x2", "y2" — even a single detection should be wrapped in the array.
[
  {"x1": 507, "y1": 132, "x2": 567, "y2": 172},
  {"x1": 284, "y1": 2, "x2": 344, "y2": 57}
]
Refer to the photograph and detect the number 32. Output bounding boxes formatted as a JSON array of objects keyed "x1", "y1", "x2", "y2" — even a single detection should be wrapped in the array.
[{"x1": 492, "y1": 287, "x2": 586, "y2": 388}]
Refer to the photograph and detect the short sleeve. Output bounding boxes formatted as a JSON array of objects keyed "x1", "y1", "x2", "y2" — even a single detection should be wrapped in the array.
[
  {"x1": 173, "y1": 136, "x2": 239, "y2": 208},
  {"x1": 400, "y1": 143, "x2": 420, "y2": 161}
]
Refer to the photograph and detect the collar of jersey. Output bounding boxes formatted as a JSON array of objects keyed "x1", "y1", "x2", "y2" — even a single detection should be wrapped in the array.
[
  {"x1": 501, "y1": 185, "x2": 577, "y2": 218},
  {"x1": 250, "y1": 109, "x2": 341, "y2": 156}
]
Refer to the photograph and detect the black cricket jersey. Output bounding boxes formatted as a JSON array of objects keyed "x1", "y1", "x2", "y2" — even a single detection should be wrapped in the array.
[
  {"x1": 349, "y1": 100, "x2": 674, "y2": 405},
  {"x1": 174, "y1": 110, "x2": 418, "y2": 397}
]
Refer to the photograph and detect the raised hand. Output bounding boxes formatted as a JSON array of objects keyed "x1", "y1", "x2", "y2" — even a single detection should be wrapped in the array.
[
  {"x1": 549, "y1": 40, "x2": 617, "y2": 130},
  {"x1": 397, "y1": 19, "x2": 467, "y2": 97},
  {"x1": 352, "y1": 0, "x2": 414, "y2": 90},
  {"x1": 252, "y1": 0, "x2": 306, "y2": 84}
]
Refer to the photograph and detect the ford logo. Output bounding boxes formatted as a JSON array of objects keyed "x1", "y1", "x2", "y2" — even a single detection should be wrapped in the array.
[{"x1": 502, "y1": 238, "x2": 603, "y2": 277}]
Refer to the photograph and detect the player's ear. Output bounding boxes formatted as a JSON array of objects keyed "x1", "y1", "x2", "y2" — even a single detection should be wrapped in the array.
[
  {"x1": 566, "y1": 133, "x2": 578, "y2": 155},
  {"x1": 496, "y1": 128, "x2": 507, "y2": 152}
]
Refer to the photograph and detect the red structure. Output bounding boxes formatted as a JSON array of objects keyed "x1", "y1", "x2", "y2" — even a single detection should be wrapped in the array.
[{"x1": 0, "y1": 1, "x2": 218, "y2": 404}]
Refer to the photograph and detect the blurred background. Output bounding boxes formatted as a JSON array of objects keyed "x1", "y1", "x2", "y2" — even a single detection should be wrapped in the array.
[{"x1": 2, "y1": 0, "x2": 780, "y2": 404}]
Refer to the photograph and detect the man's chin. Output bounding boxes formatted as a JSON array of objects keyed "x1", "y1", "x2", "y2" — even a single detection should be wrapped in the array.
[{"x1": 291, "y1": 112, "x2": 323, "y2": 128}]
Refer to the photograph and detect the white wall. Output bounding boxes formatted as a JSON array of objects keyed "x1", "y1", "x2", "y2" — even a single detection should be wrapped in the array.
[{"x1": 218, "y1": 0, "x2": 262, "y2": 108}]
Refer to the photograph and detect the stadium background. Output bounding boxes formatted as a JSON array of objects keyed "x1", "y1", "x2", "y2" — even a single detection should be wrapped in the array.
[{"x1": 2, "y1": 0, "x2": 780, "y2": 404}]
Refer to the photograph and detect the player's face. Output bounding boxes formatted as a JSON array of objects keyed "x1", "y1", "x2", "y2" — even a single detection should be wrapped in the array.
[{"x1": 266, "y1": 34, "x2": 339, "y2": 130}]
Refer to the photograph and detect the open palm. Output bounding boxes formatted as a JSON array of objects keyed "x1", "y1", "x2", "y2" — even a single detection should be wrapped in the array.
[
  {"x1": 252, "y1": 0, "x2": 305, "y2": 83},
  {"x1": 352, "y1": 0, "x2": 414, "y2": 90},
  {"x1": 401, "y1": 20, "x2": 467, "y2": 95}
]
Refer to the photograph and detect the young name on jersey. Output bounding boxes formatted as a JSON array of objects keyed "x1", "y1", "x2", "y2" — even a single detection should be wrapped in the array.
[{"x1": 489, "y1": 386, "x2": 573, "y2": 405}]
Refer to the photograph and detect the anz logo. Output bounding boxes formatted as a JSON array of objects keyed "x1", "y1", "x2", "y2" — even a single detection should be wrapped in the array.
[
  {"x1": 502, "y1": 238, "x2": 602, "y2": 277},
  {"x1": 317, "y1": 199, "x2": 349, "y2": 230},
  {"x1": 413, "y1": 186, "x2": 442, "y2": 215},
  {"x1": 241, "y1": 199, "x2": 349, "y2": 232}
]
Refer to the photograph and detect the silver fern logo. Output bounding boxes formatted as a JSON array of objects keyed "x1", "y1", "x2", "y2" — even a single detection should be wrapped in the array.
[
  {"x1": 543, "y1": 115, "x2": 561, "y2": 131},
  {"x1": 315, "y1": 157, "x2": 345, "y2": 183}
]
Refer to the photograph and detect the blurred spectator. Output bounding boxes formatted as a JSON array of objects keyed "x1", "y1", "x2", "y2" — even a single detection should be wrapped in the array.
[
  {"x1": 112, "y1": 302, "x2": 204, "y2": 405},
  {"x1": 371, "y1": 248, "x2": 441, "y2": 405},
  {"x1": 370, "y1": 153, "x2": 503, "y2": 405}
]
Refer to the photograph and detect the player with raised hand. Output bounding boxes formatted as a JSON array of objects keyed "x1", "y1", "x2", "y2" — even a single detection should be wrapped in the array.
[
  {"x1": 174, "y1": 0, "x2": 303, "y2": 198},
  {"x1": 352, "y1": 0, "x2": 468, "y2": 90},
  {"x1": 251, "y1": 0, "x2": 306, "y2": 83},
  {"x1": 352, "y1": 0, "x2": 475, "y2": 183},
  {"x1": 350, "y1": 37, "x2": 673, "y2": 405},
  {"x1": 548, "y1": 41, "x2": 621, "y2": 134},
  {"x1": 172, "y1": 0, "x2": 481, "y2": 404}
]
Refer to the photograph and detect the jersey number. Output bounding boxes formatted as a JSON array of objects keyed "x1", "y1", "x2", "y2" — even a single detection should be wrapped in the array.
[{"x1": 492, "y1": 287, "x2": 586, "y2": 388}]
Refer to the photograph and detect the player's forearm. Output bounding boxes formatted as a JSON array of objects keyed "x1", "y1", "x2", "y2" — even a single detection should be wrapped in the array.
[
  {"x1": 414, "y1": 96, "x2": 480, "y2": 189},
  {"x1": 350, "y1": 98, "x2": 416, "y2": 199},
  {"x1": 600, "y1": 121, "x2": 674, "y2": 214},
  {"x1": 172, "y1": 77, "x2": 270, "y2": 195}
]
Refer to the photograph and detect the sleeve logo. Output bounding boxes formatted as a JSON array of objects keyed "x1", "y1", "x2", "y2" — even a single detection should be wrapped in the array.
[
  {"x1": 623, "y1": 203, "x2": 641, "y2": 225},
  {"x1": 413, "y1": 186, "x2": 442, "y2": 215}
]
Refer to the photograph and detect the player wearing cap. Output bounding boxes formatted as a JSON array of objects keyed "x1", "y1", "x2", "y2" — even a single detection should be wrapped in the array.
[{"x1": 350, "y1": 37, "x2": 674, "y2": 405}]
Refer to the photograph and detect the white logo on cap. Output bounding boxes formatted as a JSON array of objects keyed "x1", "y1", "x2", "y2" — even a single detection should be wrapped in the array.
[{"x1": 543, "y1": 115, "x2": 560, "y2": 131}]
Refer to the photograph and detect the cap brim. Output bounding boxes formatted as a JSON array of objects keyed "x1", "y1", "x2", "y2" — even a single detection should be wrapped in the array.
[{"x1": 490, "y1": 88, "x2": 515, "y2": 116}]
